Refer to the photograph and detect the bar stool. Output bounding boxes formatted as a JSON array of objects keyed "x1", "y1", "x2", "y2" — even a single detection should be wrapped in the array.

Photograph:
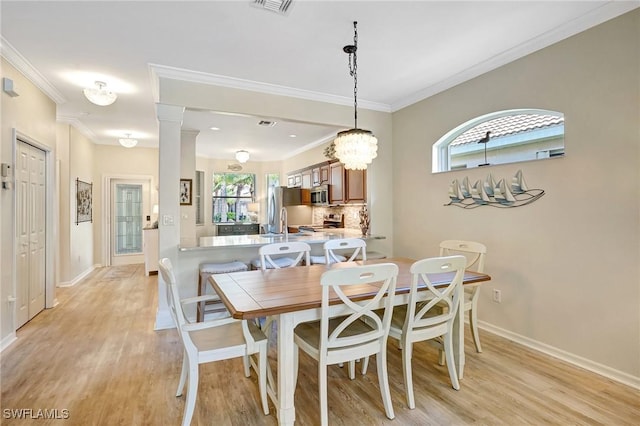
[{"x1": 197, "y1": 261, "x2": 248, "y2": 322}]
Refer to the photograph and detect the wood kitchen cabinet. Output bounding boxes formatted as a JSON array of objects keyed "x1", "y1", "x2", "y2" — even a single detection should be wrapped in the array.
[
  {"x1": 329, "y1": 162, "x2": 366, "y2": 204},
  {"x1": 287, "y1": 173, "x2": 302, "y2": 188},
  {"x1": 312, "y1": 164, "x2": 330, "y2": 187},
  {"x1": 329, "y1": 162, "x2": 345, "y2": 204},
  {"x1": 301, "y1": 169, "x2": 312, "y2": 189}
]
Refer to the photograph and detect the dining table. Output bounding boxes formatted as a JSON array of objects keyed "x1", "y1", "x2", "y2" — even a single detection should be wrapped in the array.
[{"x1": 209, "y1": 257, "x2": 491, "y2": 425}]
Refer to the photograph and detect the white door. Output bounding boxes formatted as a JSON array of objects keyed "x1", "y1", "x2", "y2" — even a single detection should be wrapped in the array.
[
  {"x1": 15, "y1": 140, "x2": 46, "y2": 328},
  {"x1": 110, "y1": 180, "x2": 149, "y2": 266}
]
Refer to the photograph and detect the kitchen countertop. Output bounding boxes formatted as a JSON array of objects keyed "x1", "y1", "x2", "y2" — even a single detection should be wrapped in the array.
[{"x1": 180, "y1": 228, "x2": 385, "y2": 251}]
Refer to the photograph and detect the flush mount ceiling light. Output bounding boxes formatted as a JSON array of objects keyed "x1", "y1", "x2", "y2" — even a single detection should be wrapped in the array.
[
  {"x1": 119, "y1": 133, "x2": 138, "y2": 148},
  {"x1": 334, "y1": 21, "x2": 378, "y2": 170},
  {"x1": 235, "y1": 150, "x2": 250, "y2": 163},
  {"x1": 83, "y1": 80, "x2": 117, "y2": 106}
]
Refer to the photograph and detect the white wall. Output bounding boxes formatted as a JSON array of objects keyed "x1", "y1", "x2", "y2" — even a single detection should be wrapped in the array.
[
  {"x1": 392, "y1": 10, "x2": 639, "y2": 382},
  {"x1": 0, "y1": 59, "x2": 57, "y2": 345}
]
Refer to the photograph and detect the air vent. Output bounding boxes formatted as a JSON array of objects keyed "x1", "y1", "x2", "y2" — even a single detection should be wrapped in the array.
[
  {"x1": 257, "y1": 120, "x2": 277, "y2": 127},
  {"x1": 228, "y1": 163, "x2": 243, "y2": 172},
  {"x1": 251, "y1": 0, "x2": 293, "y2": 15}
]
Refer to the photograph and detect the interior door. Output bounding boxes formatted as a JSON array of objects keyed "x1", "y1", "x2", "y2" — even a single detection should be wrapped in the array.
[
  {"x1": 15, "y1": 140, "x2": 46, "y2": 328},
  {"x1": 110, "y1": 180, "x2": 148, "y2": 266}
]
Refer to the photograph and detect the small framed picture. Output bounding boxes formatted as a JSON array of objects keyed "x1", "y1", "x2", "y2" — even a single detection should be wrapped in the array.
[{"x1": 180, "y1": 178, "x2": 192, "y2": 205}]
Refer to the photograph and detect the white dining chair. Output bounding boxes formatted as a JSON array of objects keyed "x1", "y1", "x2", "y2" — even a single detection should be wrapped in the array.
[
  {"x1": 158, "y1": 258, "x2": 269, "y2": 425},
  {"x1": 385, "y1": 255, "x2": 466, "y2": 409},
  {"x1": 253, "y1": 242, "x2": 311, "y2": 342},
  {"x1": 293, "y1": 263, "x2": 399, "y2": 425},
  {"x1": 439, "y1": 240, "x2": 487, "y2": 354},
  {"x1": 309, "y1": 238, "x2": 366, "y2": 264},
  {"x1": 251, "y1": 241, "x2": 311, "y2": 270}
]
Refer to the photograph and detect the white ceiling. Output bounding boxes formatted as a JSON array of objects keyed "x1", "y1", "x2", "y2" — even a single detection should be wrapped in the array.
[{"x1": 1, "y1": 1, "x2": 637, "y2": 162}]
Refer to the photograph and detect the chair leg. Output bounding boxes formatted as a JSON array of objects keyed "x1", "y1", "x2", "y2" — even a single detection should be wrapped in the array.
[
  {"x1": 319, "y1": 363, "x2": 329, "y2": 426},
  {"x1": 182, "y1": 360, "x2": 199, "y2": 426},
  {"x1": 377, "y1": 346, "x2": 395, "y2": 419},
  {"x1": 243, "y1": 355, "x2": 251, "y2": 377},
  {"x1": 469, "y1": 307, "x2": 482, "y2": 353},
  {"x1": 176, "y1": 351, "x2": 188, "y2": 397},
  {"x1": 258, "y1": 346, "x2": 270, "y2": 415},
  {"x1": 402, "y1": 338, "x2": 415, "y2": 409},
  {"x1": 361, "y1": 356, "x2": 369, "y2": 375},
  {"x1": 293, "y1": 344, "x2": 299, "y2": 391},
  {"x1": 348, "y1": 360, "x2": 356, "y2": 380},
  {"x1": 443, "y1": 332, "x2": 460, "y2": 390},
  {"x1": 438, "y1": 347, "x2": 446, "y2": 366}
]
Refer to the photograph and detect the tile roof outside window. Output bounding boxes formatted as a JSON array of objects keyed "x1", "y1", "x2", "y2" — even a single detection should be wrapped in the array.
[{"x1": 451, "y1": 114, "x2": 565, "y2": 146}]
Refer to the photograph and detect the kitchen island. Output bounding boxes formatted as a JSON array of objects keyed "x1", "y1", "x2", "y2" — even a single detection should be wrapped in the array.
[
  {"x1": 180, "y1": 228, "x2": 385, "y2": 251},
  {"x1": 154, "y1": 228, "x2": 387, "y2": 326}
]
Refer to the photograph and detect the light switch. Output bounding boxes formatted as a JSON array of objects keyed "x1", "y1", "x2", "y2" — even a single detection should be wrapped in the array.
[{"x1": 162, "y1": 214, "x2": 174, "y2": 226}]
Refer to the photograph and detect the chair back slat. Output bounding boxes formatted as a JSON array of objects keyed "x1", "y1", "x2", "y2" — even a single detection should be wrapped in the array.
[
  {"x1": 320, "y1": 263, "x2": 398, "y2": 354},
  {"x1": 324, "y1": 238, "x2": 367, "y2": 263},
  {"x1": 407, "y1": 256, "x2": 466, "y2": 332},
  {"x1": 259, "y1": 241, "x2": 311, "y2": 270},
  {"x1": 439, "y1": 240, "x2": 486, "y2": 272}
]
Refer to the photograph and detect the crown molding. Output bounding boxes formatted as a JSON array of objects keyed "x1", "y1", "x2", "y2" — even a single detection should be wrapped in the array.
[
  {"x1": 390, "y1": 1, "x2": 640, "y2": 112},
  {"x1": 57, "y1": 115, "x2": 98, "y2": 142},
  {"x1": 149, "y1": 63, "x2": 391, "y2": 113},
  {"x1": 1, "y1": 36, "x2": 66, "y2": 105}
]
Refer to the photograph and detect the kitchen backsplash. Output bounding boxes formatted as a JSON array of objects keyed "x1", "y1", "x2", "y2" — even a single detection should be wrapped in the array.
[{"x1": 313, "y1": 205, "x2": 364, "y2": 229}]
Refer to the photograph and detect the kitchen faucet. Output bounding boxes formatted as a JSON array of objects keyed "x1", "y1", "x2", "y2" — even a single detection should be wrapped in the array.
[{"x1": 280, "y1": 207, "x2": 288, "y2": 237}]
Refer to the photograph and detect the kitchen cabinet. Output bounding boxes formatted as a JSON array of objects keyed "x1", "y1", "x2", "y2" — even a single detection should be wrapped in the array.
[
  {"x1": 287, "y1": 173, "x2": 302, "y2": 188},
  {"x1": 329, "y1": 162, "x2": 345, "y2": 204},
  {"x1": 329, "y1": 162, "x2": 366, "y2": 204},
  {"x1": 143, "y1": 228, "x2": 158, "y2": 276},
  {"x1": 301, "y1": 169, "x2": 312, "y2": 189},
  {"x1": 312, "y1": 164, "x2": 330, "y2": 187}
]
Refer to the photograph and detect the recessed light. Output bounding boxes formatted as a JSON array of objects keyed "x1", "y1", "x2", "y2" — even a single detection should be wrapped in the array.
[
  {"x1": 210, "y1": 127, "x2": 220, "y2": 131},
  {"x1": 289, "y1": 134, "x2": 297, "y2": 138}
]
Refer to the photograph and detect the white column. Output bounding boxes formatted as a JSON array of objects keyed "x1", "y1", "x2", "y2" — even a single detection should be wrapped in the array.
[
  {"x1": 155, "y1": 103, "x2": 184, "y2": 330},
  {"x1": 180, "y1": 129, "x2": 199, "y2": 248}
]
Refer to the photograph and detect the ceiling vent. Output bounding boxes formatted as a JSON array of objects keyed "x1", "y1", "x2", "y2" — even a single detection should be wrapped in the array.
[
  {"x1": 257, "y1": 120, "x2": 277, "y2": 127},
  {"x1": 228, "y1": 163, "x2": 243, "y2": 172},
  {"x1": 251, "y1": 0, "x2": 293, "y2": 15}
]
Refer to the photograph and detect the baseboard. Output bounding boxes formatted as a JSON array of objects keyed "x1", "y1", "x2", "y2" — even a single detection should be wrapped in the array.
[
  {"x1": 479, "y1": 321, "x2": 640, "y2": 390},
  {"x1": 0, "y1": 332, "x2": 17, "y2": 353},
  {"x1": 57, "y1": 264, "x2": 98, "y2": 287},
  {"x1": 154, "y1": 308, "x2": 175, "y2": 330}
]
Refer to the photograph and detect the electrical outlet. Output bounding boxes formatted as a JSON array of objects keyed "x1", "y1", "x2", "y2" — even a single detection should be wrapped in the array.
[{"x1": 493, "y1": 289, "x2": 502, "y2": 303}]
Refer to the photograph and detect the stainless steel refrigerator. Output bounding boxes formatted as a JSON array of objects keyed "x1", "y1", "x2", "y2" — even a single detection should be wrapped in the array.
[{"x1": 266, "y1": 186, "x2": 302, "y2": 233}]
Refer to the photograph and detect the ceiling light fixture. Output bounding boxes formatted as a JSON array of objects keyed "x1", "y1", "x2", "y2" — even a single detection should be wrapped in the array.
[
  {"x1": 119, "y1": 133, "x2": 138, "y2": 148},
  {"x1": 235, "y1": 150, "x2": 250, "y2": 163},
  {"x1": 83, "y1": 80, "x2": 117, "y2": 106},
  {"x1": 334, "y1": 21, "x2": 378, "y2": 170}
]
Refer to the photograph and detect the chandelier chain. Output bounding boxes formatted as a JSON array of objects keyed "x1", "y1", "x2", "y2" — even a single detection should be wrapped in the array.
[{"x1": 348, "y1": 21, "x2": 359, "y2": 129}]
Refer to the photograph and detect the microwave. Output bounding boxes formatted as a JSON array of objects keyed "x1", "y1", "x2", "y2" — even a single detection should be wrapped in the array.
[{"x1": 310, "y1": 185, "x2": 329, "y2": 206}]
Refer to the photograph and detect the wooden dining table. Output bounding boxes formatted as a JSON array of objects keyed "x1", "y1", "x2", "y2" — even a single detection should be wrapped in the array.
[{"x1": 209, "y1": 257, "x2": 491, "y2": 425}]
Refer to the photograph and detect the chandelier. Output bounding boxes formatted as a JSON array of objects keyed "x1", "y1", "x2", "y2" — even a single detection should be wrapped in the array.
[
  {"x1": 83, "y1": 81, "x2": 117, "y2": 106},
  {"x1": 334, "y1": 21, "x2": 378, "y2": 170}
]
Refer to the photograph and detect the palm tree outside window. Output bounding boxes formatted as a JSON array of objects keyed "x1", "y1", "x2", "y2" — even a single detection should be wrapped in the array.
[{"x1": 212, "y1": 173, "x2": 255, "y2": 223}]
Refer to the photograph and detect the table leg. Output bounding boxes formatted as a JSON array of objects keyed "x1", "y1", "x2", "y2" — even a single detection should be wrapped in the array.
[
  {"x1": 277, "y1": 313, "x2": 296, "y2": 425},
  {"x1": 453, "y1": 285, "x2": 465, "y2": 380}
]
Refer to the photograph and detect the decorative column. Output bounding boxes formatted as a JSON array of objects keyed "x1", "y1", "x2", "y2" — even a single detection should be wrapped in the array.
[
  {"x1": 180, "y1": 129, "x2": 199, "y2": 248},
  {"x1": 155, "y1": 103, "x2": 184, "y2": 330}
]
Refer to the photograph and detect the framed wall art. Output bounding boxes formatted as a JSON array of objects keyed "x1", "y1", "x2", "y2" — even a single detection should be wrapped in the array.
[
  {"x1": 76, "y1": 178, "x2": 93, "y2": 224},
  {"x1": 180, "y1": 178, "x2": 192, "y2": 205}
]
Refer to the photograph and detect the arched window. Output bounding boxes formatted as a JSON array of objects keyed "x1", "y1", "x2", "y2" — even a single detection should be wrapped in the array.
[{"x1": 432, "y1": 109, "x2": 564, "y2": 172}]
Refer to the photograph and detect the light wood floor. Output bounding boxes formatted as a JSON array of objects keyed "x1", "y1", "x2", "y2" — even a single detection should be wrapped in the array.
[{"x1": 1, "y1": 264, "x2": 638, "y2": 425}]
